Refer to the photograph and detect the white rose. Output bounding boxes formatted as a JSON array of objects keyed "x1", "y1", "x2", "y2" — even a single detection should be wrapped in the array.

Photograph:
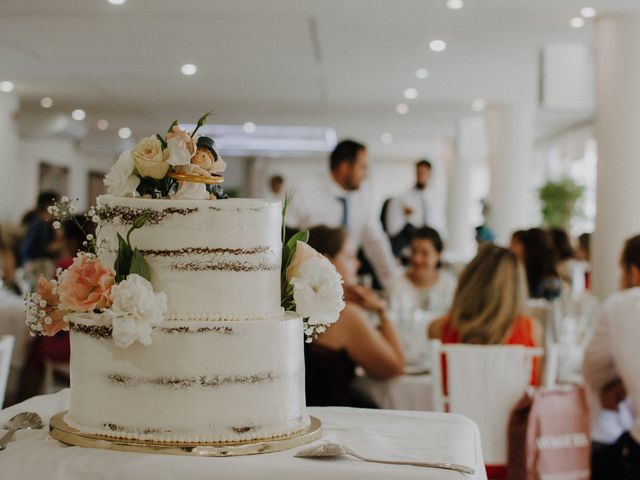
[
  {"x1": 286, "y1": 241, "x2": 323, "y2": 281},
  {"x1": 165, "y1": 135, "x2": 193, "y2": 166},
  {"x1": 104, "y1": 150, "x2": 140, "y2": 196},
  {"x1": 290, "y1": 256, "x2": 345, "y2": 326},
  {"x1": 131, "y1": 136, "x2": 169, "y2": 179},
  {"x1": 109, "y1": 274, "x2": 167, "y2": 348}
]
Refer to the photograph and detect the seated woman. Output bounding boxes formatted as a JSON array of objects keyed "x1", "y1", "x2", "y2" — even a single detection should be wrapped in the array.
[
  {"x1": 510, "y1": 228, "x2": 562, "y2": 300},
  {"x1": 304, "y1": 225, "x2": 405, "y2": 407},
  {"x1": 429, "y1": 244, "x2": 541, "y2": 356},
  {"x1": 389, "y1": 226, "x2": 456, "y2": 314}
]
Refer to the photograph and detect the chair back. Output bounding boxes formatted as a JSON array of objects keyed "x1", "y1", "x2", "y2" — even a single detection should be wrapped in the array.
[
  {"x1": 430, "y1": 340, "x2": 543, "y2": 465},
  {"x1": 0, "y1": 335, "x2": 15, "y2": 408}
]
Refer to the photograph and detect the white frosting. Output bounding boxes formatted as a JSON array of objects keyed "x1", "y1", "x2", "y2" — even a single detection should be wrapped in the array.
[
  {"x1": 67, "y1": 312, "x2": 308, "y2": 443},
  {"x1": 96, "y1": 195, "x2": 283, "y2": 318}
]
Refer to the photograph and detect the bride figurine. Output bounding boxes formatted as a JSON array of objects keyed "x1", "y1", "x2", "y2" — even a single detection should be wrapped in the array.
[{"x1": 171, "y1": 136, "x2": 226, "y2": 200}]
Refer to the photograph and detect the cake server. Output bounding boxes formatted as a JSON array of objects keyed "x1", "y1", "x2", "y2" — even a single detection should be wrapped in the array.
[
  {"x1": 295, "y1": 441, "x2": 475, "y2": 475},
  {"x1": 0, "y1": 412, "x2": 44, "y2": 450}
]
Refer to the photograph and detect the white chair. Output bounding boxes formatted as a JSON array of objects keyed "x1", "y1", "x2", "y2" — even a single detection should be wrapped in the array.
[
  {"x1": 430, "y1": 340, "x2": 543, "y2": 467},
  {"x1": 0, "y1": 335, "x2": 15, "y2": 408}
]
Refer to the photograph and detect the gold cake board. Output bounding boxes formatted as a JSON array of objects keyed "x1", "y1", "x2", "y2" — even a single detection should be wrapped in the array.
[{"x1": 49, "y1": 411, "x2": 322, "y2": 457}]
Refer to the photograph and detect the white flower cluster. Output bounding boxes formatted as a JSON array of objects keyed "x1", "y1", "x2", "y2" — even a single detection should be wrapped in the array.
[
  {"x1": 24, "y1": 291, "x2": 48, "y2": 336},
  {"x1": 288, "y1": 244, "x2": 345, "y2": 342},
  {"x1": 47, "y1": 195, "x2": 78, "y2": 229},
  {"x1": 106, "y1": 274, "x2": 168, "y2": 348},
  {"x1": 104, "y1": 150, "x2": 141, "y2": 197}
]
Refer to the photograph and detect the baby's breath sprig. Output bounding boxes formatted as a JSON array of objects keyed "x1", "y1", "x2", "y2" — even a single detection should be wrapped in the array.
[{"x1": 48, "y1": 197, "x2": 98, "y2": 255}]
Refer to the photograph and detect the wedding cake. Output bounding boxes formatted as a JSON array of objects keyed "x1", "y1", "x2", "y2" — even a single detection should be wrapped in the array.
[{"x1": 25, "y1": 113, "x2": 345, "y2": 445}]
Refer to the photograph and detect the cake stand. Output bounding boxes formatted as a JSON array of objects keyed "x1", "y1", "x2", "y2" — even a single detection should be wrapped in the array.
[{"x1": 49, "y1": 411, "x2": 322, "y2": 457}]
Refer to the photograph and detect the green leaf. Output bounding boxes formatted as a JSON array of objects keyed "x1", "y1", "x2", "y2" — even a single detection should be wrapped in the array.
[
  {"x1": 155, "y1": 134, "x2": 167, "y2": 150},
  {"x1": 281, "y1": 229, "x2": 309, "y2": 283},
  {"x1": 281, "y1": 191, "x2": 294, "y2": 243},
  {"x1": 191, "y1": 111, "x2": 214, "y2": 137},
  {"x1": 130, "y1": 248, "x2": 152, "y2": 282},
  {"x1": 114, "y1": 232, "x2": 133, "y2": 282},
  {"x1": 167, "y1": 119, "x2": 179, "y2": 133}
]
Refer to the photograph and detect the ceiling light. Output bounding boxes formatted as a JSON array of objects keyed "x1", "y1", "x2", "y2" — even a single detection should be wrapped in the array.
[
  {"x1": 118, "y1": 127, "x2": 132, "y2": 139},
  {"x1": 97, "y1": 119, "x2": 109, "y2": 130},
  {"x1": 0, "y1": 81, "x2": 14, "y2": 93},
  {"x1": 416, "y1": 68, "x2": 429, "y2": 79},
  {"x1": 580, "y1": 7, "x2": 597, "y2": 18},
  {"x1": 569, "y1": 17, "x2": 585, "y2": 28},
  {"x1": 446, "y1": 0, "x2": 464, "y2": 10},
  {"x1": 396, "y1": 103, "x2": 410, "y2": 115},
  {"x1": 471, "y1": 98, "x2": 487, "y2": 112},
  {"x1": 180, "y1": 64, "x2": 198, "y2": 76},
  {"x1": 429, "y1": 40, "x2": 447, "y2": 52},
  {"x1": 403, "y1": 88, "x2": 418, "y2": 100},
  {"x1": 108, "y1": 0, "x2": 126, "y2": 5},
  {"x1": 40, "y1": 96, "x2": 53, "y2": 108},
  {"x1": 71, "y1": 109, "x2": 86, "y2": 121},
  {"x1": 243, "y1": 122, "x2": 256, "y2": 134},
  {"x1": 380, "y1": 133, "x2": 393, "y2": 144}
]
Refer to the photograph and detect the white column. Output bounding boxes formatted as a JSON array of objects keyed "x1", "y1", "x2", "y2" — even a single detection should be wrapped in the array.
[
  {"x1": 0, "y1": 93, "x2": 20, "y2": 223},
  {"x1": 447, "y1": 117, "x2": 486, "y2": 261},
  {"x1": 486, "y1": 104, "x2": 536, "y2": 244},
  {"x1": 592, "y1": 15, "x2": 640, "y2": 298}
]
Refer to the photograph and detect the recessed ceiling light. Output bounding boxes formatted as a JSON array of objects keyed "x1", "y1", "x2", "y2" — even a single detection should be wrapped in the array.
[
  {"x1": 429, "y1": 40, "x2": 447, "y2": 52},
  {"x1": 118, "y1": 127, "x2": 132, "y2": 139},
  {"x1": 403, "y1": 88, "x2": 418, "y2": 100},
  {"x1": 580, "y1": 7, "x2": 597, "y2": 18},
  {"x1": 471, "y1": 98, "x2": 487, "y2": 112},
  {"x1": 181, "y1": 63, "x2": 198, "y2": 76},
  {"x1": 243, "y1": 122, "x2": 257, "y2": 134},
  {"x1": 446, "y1": 0, "x2": 464, "y2": 10},
  {"x1": 97, "y1": 119, "x2": 109, "y2": 130},
  {"x1": 570, "y1": 17, "x2": 585, "y2": 28},
  {"x1": 71, "y1": 109, "x2": 86, "y2": 121},
  {"x1": 40, "y1": 96, "x2": 53, "y2": 108},
  {"x1": 380, "y1": 133, "x2": 393, "y2": 144},
  {"x1": 0, "y1": 81, "x2": 14, "y2": 93},
  {"x1": 396, "y1": 103, "x2": 410, "y2": 115},
  {"x1": 108, "y1": 0, "x2": 126, "y2": 5},
  {"x1": 416, "y1": 68, "x2": 429, "y2": 79}
]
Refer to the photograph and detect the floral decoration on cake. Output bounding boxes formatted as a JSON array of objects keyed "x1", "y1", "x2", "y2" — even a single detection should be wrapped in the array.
[
  {"x1": 24, "y1": 197, "x2": 166, "y2": 348},
  {"x1": 280, "y1": 195, "x2": 345, "y2": 341},
  {"x1": 104, "y1": 112, "x2": 228, "y2": 200}
]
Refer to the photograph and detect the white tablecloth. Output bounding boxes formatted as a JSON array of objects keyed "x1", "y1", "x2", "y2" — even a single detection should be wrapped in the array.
[
  {"x1": 0, "y1": 389, "x2": 486, "y2": 479},
  {"x1": 354, "y1": 373, "x2": 434, "y2": 411},
  {"x1": 0, "y1": 288, "x2": 31, "y2": 398}
]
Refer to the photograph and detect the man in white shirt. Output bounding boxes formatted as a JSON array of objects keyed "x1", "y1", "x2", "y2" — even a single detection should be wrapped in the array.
[
  {"x1": 583, "y1": 235, "x2": 640, "y2": 479},
  {"x1": 285, "y1": 139, "x2": 397, "y2": 289},
  {"x1": 385, "y1": 159, "x2": 447, "y2": 239},
  {"x1": 265, "y1": 174, "x2": 286, "y2": 203}
]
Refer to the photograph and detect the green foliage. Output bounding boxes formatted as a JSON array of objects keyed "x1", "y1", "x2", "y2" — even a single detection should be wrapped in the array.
[
  {"x1": 538, "y1": 179, "x2": 585, "y2": 229},
  {"x1": 114, "y1": 211, "x2": 153, "y2": 282},
  {"x1": 280, "y1": 192, "x2": 310, "y2": 310},
  {"x1": 191, "y1": 111, "x2": 214, "y2": 137},
  {"x1": 135, "y1": 176, "x2": 175, "y2": 198}
]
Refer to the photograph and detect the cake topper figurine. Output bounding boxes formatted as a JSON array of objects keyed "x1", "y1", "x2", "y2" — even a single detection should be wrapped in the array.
[{"x1": 170, "y1": 136, "x2": 227, "y2": 200}]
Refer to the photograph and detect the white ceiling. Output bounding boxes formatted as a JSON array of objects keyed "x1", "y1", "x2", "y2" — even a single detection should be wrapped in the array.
[{"x1": 1, "y1": 0, "x2": 639, "y2": 157}]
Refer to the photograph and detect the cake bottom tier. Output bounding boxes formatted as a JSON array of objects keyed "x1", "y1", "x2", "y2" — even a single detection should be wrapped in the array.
[{"x1": 66, "y1": 313, "x2": 309, "y2": 443}]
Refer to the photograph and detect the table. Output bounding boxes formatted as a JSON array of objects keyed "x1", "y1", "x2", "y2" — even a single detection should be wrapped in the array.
[
  {"x1": 0, "y1": 389, "x2": 486, "y2": 480},
  {"x1": 0, "y1": 288, "x2": 31, "y2": 400},
  {"x1": 353, "y1": 372, "x2": 434, "y2": 411}
]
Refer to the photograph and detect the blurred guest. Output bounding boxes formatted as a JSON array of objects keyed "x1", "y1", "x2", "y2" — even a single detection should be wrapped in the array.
[
  {"x1": 510, "y1": 228, "x2": 562, "y2": 300},
  {"x1": 475, "y1": 224, "x2": 495, "y2": 246},
  {"x1": 385, "y1": 159, "x2": 447, "y2": 246},
  {"x1": 19, "y1": 191, "x2": 59, "y2": 264},
  {"x1": 576, "y1": 232, "x2": 592, "y2": 291},
  {"x1": 265, "y1": 174, "x2": 285, "y2": 203},
  {"x1": 0, "y1": 227, "x2": 16, "y2": 288},
  {"x1": 429, "y1": 245, "x2": 539, "y2": 350},
  {"x1": 389, "y1": 227, "x2": 456, "y2": 314},
  {"x1": 304, "y1": 226, "x2": 405, "y2": 407},
  {"x1": 549, "y1": 227, "x2": 582, "y2": 292},
  {"x1": 286, "y1": 140, "x2": 397, "y2": 289},
  {"x1": 584, "y1": 235, "x2": 640, "y2": 479}
]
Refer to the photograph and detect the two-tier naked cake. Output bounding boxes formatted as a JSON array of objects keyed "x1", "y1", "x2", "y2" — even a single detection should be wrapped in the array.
[
  {"x1": 25, "y1": 114, "x2": 344, "y2": 447},
  {"x1": 65, "y1": 195, "x2": 309, "y2": 443}
]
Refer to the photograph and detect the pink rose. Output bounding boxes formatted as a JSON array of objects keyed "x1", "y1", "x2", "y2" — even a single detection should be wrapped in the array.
[
  {"x1": 37, "y1": 275, "x2": 59, "y2": 306},
  {"x1": 59, "y1": 255, "x2": 115, "y2": 312},
  {"x1": 42, "y1": 308, "x2": 67, "y2": 336},
  {"x1": 36, "y1": 274, "x2": 68, "y2": 336}
]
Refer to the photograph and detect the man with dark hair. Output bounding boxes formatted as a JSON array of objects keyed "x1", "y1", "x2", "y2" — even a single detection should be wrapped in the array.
[
  {"x1": 385, "y1": 159, "x2": 446, "y2": 238},
  {"x1": 584, "y1": 234, "x2": 640, "y2": 479},
  {"x1": 266, "y1": 174, "x2": 285, "y2": 202},
  {"x1": 286, "y1": 139, "x2": 397, "y2": 288},
  {"x1": 19, "y1": 191, "x2": 59, "y2": 264}
]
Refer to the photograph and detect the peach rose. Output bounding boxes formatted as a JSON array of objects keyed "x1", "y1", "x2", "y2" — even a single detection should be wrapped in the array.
[
  {"x1": 37, "y1": 275, "x2": 59, "y2": 306},
  {"x1": 58, "y1": 255, "x2": 115, "y2": 312},
  {"x1": 286, "y1": 241, "x2": 323, "y2": 282},
  {"x1": 36, "y1": 275, "x2": 68, "y2": 336}
]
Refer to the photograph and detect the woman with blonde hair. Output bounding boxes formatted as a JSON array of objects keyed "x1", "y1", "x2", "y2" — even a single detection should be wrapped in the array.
[{"x1": 429, "y1": 244, "x2": 540, "y2": 348}]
